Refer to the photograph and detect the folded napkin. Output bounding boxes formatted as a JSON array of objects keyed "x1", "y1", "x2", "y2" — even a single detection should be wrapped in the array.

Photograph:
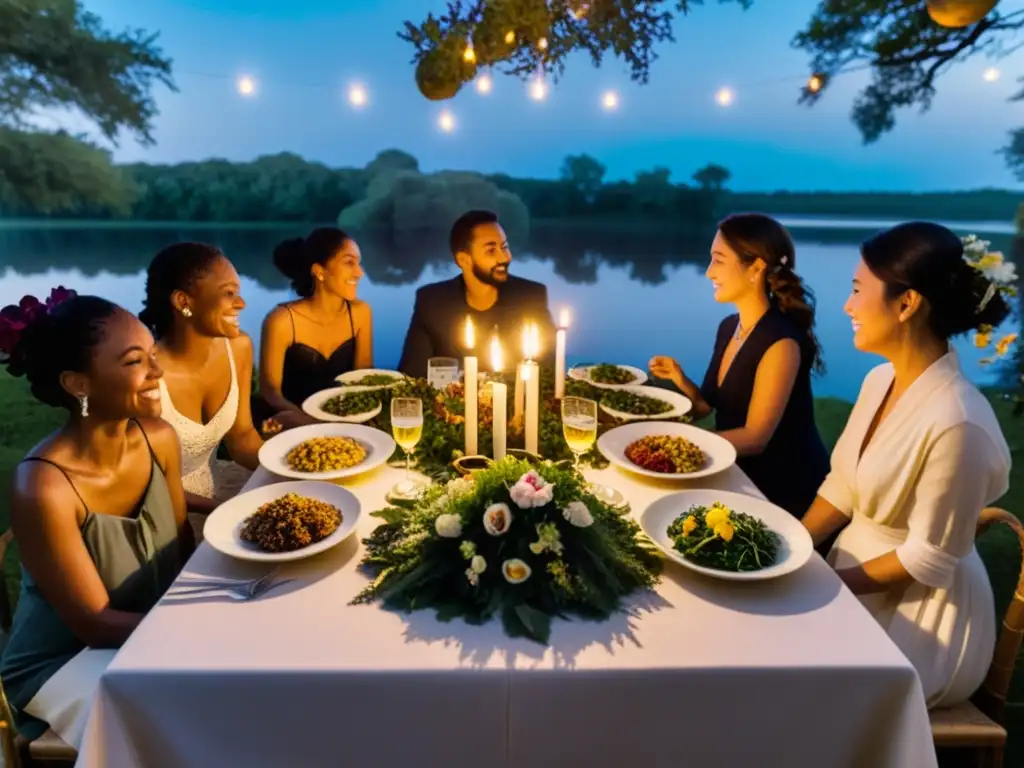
[{"x1": 23, "y1": 648, "x2": 116, "y2": 749}]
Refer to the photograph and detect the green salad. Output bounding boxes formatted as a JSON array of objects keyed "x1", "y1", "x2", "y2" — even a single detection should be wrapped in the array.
[
  {"x1": 350, "y1": 373, "x2": 399, "y2": 386},
  {"x1": 590, "y1": 363, "x2": 637, "y2": 385},
  {"x1": 667, "y1": 502, "x2": 779, "y2": 572},
  {"x1": 601, "y1": 389, "x2": 672, "y2": 416},
  {"x1": 322, "y1": 391, "x2": 381, "y2": 417}
]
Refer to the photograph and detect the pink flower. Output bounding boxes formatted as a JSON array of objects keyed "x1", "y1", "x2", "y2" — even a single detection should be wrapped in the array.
[
  {"x1": 0, "y1": 289, "x2": 75, "y2": 358},
  {"x1": 509, "y1": 470, "x2": 555, "y2": 509},
  {"x1": 45, "y1": 286, "x2": 77, "y2": 311}
]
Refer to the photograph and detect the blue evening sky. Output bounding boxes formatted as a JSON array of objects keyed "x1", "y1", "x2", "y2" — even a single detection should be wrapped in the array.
[{"x1": 77, "y1": 0, "x2": 1024, "y2": 191}]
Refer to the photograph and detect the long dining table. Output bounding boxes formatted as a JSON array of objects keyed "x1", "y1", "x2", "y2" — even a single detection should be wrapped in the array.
[{"x1": 76, "y1": 460, "x2": 938, "y2": 768}]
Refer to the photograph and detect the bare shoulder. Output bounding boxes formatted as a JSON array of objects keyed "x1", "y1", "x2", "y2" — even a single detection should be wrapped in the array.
[
  {"x1": 229, "y1": 331, "x2": 254, "y2": 362},
  {"x1": 262, "y1": 305, "x2": 292, "y2": 333},
  {"x1": 350, "y1": 299, "x2": 372, "y2": 321},
  {"x1": 134, "y1": 417, "x2": 180, "y2": 468},
  {"x1": 11, "y1": 457, "x2": 81, "y2": 523}
]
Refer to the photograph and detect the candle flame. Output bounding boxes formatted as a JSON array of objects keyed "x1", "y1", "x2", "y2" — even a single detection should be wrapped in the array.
[
  {"x1": 559, "y1": 308, "x2": 571, "y2": 328},
  {"x1": 465, "y1": 316, "x2": 476, "y2": 349},
  {"x1": 521, "y1": 322, "x2": 541, "y2": 360},
  {"x1": 490, "y1": 335, "x2": 503, "y2": 372}
]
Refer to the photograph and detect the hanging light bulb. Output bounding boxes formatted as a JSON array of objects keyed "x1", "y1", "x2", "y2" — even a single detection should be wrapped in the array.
[
  {"x1": 348, "y1": 83, "x2": 368, "y2": 107},
  {"x1": 984, "y1": 66, "x2": 1001, "y2": 82},
  {"x1": 463, "y1": 43, "x2": 476, "y2": 64},
  {"x1": 807, "y1": 74, "x2": 824, "y2": 93},
  {"x1": 601, "y1": 90, "x2": 619, "y2": 111},
  {"x1": 529, "y1": 78, "x2": 548, "y2": 101},
  {"x1": 438, "y1": 109, "x2": 456, "y2": 132},
  {"x1": 715, "y1": 87, "x2": 734, "y2": 107},
  {"x1": 476, "y1": 73, "x2": 493, "y2": 94},
  {"x1": 236, "y1": 75, "x2": 256, "y2": 96},
  {"x1": 505, "y1": 30, "x2": 515, "y2": 45},
  {"x1": 538, "y1": 37, "x2": 548, "y2": 51}
]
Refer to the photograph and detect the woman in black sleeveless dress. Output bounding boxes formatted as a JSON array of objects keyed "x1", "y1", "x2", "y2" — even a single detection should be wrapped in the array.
[
  {"x1": 255, "y1": 228, "x2": 374, "y2": 427},
  {"x1": 650, "y1": 213, "x2": 829, "y2": 517}
]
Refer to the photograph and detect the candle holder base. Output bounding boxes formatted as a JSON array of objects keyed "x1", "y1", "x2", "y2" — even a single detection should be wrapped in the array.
[
  {"x1": 389, "y1": 478, "x2": 428, "y2": 502},
  {"x1": 587, "y1": 482, "x2": 627, "y2": 514}
]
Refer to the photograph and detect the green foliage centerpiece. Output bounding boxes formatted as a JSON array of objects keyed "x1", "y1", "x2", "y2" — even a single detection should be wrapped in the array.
[{"x1": 352, "y1": 458, "x2": 661, "y2": 643}]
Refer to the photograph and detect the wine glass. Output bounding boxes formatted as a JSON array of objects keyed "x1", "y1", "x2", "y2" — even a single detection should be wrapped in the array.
[
  {"x1": 561, "y1": 396, "x2": 623, "y2": 509},
  {"x1": 427, "y1": 357, "x2": 459, "y2": 390},
  {"x1": 391, "y1": 397, "x2": 426, "y2": 498}
]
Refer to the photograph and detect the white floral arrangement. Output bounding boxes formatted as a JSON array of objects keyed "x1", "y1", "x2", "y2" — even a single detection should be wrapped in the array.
[
  {"x1": 353, "y1": 459, "x2": 661, "y2": 643},
  {"x1": 962, "y1": 234, "x2": 1019, "y2": 364}
]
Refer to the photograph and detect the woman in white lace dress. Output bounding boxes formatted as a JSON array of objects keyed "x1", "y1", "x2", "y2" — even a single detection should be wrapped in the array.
[
  {"x1": 140, "y1": 243, "x2": 264, "y2": 537},
  {"x1": 802, "y1": 222, "x2": 1012, "y2": 709}
]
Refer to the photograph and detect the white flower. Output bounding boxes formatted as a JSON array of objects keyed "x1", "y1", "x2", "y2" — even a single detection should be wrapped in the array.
[
  {"x1": 509, "y1": 470, "x2": 555, "y2": 509},
  {"x1": 562, "y1": 500, "x2": 594, "y2": 528},
  {"x1": 983, "y1": 260, "x2": 1017, "y2": 285},
  {"x1": 483, "y1": 503, "x2": 513, "y2": 535},
  {"x1": 465, "y1": 568, "x2": 479, "y2": 586},
  {"x1": 446, "y1": 476, "x2": 475, "y2": 500},
  {"x1": 502, "y1": 558, "x2": 532, "y2": 584},
  {"x1": 470, "y1": 555, "x2": 487, "y2": 574},
  {"x1": 435, "y1": 514, "x2": 462, "y2": 538}
]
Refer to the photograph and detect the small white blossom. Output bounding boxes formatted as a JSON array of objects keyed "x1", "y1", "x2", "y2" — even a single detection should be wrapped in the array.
[
  {"x1": 465, "y1": 568, "x2": 479, "y2": 586},
  {"x1": 562, "y1": 500, "x2": 594, "y2": 528},
  {"x1": 483, "y1": 503, "x2": 513, "y2": 535},
  {"x1": 470, "y1": 555, "x2": 487, "y2": 574},
  {"x1": 983, "y1": 260, "x2": 1017, "y2": 285},
  {"x1": 435, "y1": 513, "x2": 463, "y2": 538},
  {"x1": 502, "y1": 558, "x2": 532, "y2": 584},
  {"x1": 459, "y1": 540, "x2": 477, "y2": 559}
]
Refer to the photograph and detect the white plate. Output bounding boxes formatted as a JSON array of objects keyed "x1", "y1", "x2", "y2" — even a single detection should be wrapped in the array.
[
  {"x1": 335, "y1": 368, "x2": 405, "y2": 389},
  {"x1": 597, "y1": 421, "x2": 736, "y2": 480},
  {"x1": 640, "y1": 489, "x2": 813, "y2": 581},
  {"x1": 569, "y1": 364, "x2": 648, "y2": 389},
  {"x1": 258, "y1": 423, "x2": 396, "y2": 481},
  {"x1": 302, "y1": 386, "x2": 383, "y2": 423},
  {"x1": 204, "y1": 480, "x2": 361, "y2": 563},
  {"x1": 599, "y1": 386, "x2": 692, "y2": 422}
]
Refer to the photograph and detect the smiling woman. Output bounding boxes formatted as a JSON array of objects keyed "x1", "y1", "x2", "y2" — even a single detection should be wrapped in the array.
[
  {"x1": 140, "y1": 243, "x2": 263, "y2": 533},
  {"x1": 0, "y1": 290, "x2": 190, "y2": 746}
]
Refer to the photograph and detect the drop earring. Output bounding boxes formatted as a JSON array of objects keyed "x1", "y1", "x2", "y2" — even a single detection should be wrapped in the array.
[
  {"x1": 78, "y1": 395, "x2": 89, "y2": 418},
  {"x1": 182, "y1": 307, "x2": 193, "y2": 318}
]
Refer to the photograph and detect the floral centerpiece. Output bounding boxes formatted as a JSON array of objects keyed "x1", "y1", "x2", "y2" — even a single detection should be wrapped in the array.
[{"x1": 352, "y1": 458, "x2": 661, "y2": 643}]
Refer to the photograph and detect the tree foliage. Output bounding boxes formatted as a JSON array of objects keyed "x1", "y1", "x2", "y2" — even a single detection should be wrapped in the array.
[{"x1": 0, "y1": 0, "x2": 174, "y2": 213}]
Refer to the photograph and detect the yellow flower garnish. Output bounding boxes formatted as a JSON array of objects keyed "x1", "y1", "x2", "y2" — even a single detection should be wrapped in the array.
[
  {"x1": 978, "y1": 252, "x2": 1005, "y2": 269},
  {"x1": 974, "y1": 331, "x2": 991, "y2": 349},
  {"x1": 996, "y1": 333, "x2": 1018, "y2": 357},
  {"x1": 705, "y1": 505, "x2": 731, "y2": 529},
  {"x1": 713, "y1": 521, "x2": 735, "y2": 542},
  {"x1": 681, "y1": 516, "x2": 697, "y2": 536}
]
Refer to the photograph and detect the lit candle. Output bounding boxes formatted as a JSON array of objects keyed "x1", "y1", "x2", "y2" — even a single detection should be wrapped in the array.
[
  {"x1": 555, "y1": 307, "x2": 570, "y2": 399},
  {"x1": 490, "y1": 335, "x2": 507, "y2": 462},
  {"x1": 523, "y1": 323, "x2": 540, "y2": 455},
  {"x1": 464, "y1": 317, "x2": 478, "y2": 456},
  {"x1": 514, "y1": 326, "x2": 526, "y2": 422}
]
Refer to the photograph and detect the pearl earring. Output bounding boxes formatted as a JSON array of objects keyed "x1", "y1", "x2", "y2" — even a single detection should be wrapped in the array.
[
  {"x1": 78, "y1": 395, "x2": 89, "y2": 418},
  {"x1": 182, "y1": 307, "x2": 193, "y2": 318}
]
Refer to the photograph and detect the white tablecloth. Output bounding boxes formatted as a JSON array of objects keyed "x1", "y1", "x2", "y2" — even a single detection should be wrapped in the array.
[{"x1": 77, "y1": 462, "x2": 938, "y2": 768}]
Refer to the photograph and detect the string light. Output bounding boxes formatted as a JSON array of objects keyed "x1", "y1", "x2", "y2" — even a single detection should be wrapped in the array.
[
  {"x1": 504, "y1": 30, "x2": 515, "y2": 45},
  {"x1": 475, "y1": 73, "x2": 493, "y2": 94},
  {"x1": 348, "y1": 83, "x2": 368, "y2": 107},
  {"x1": 538, "y1": 37, "x2": 548, "y2": 51},
  {"x1": 528, "y1": 78, "x2": 548, "y2": 101},
  {"x1": 236, "y1": 75, "x2": 256, "y2": 96},
  {"x1": 463, "y1": 44, "x2": 476, "y2": 64},
  {"x1": 601, "y1": 90, "x2": 619, "y2": 110},
  {"x1": 438, "y1": 109, "x2": 456, "y2": 132},
  {"x1": 715, "y1": 87, "x2": 734, "y2": 106},
  {"x1": 984, "y1": 67, "x2": 1001, "y2": 82},
  {"x1": 807, "y1": 74, "x2": 824, "y2": 93}
]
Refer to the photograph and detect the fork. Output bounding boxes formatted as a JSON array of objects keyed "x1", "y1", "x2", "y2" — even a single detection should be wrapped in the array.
[
  {"x1": 174, "y1": 569, "x2": 279, "y2": 590},
  {"x1": 169, "y1": 571, "x2": 293, "y2": 600}
]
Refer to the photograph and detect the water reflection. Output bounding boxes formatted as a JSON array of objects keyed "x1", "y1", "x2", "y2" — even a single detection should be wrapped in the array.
[{"x1": 0, "y1": 222, "x2": 1018, "y2": 402}]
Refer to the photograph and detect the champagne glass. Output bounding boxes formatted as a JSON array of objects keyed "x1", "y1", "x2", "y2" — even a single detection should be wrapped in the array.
[
  {"x1": 561, "y1": 397, "x2": 598, "y2": 472},
  {"x1": 391, "y1": 397, "x2": 425, "y2": 498},
  {"x1": 561, "y1": 396, "x2": 623, "y2": 509}
]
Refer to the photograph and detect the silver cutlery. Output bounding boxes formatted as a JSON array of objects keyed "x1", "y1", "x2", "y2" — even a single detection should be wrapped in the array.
[
  {"x1": 168, "y1": 570, "x2": 292, "y2": 600},
  {"x1": 174, "y1": 569, "x2": 279, "y2": 590}
]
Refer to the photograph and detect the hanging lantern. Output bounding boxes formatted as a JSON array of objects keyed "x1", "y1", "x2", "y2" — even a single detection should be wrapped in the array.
[
  {"x1": 926, "y1": 0, "x2": 999, "y2": 28},
  {"x1": 415, "y1": 46, "x2": 474, "y2": 101},
  {"x1": 805, "y1": 72, "x2": 828, "y2": 95}
]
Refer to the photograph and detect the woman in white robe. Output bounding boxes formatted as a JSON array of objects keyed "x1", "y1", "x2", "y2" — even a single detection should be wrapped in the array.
[{"x1": 802, "y1": 222, "x2": 1013, "y2": 709}]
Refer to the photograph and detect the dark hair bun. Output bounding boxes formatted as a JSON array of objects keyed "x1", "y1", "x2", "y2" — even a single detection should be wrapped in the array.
[
  {"x1": 140, "y1": 242, "x2": 223, "y2": 339},
  {"x1": 272, "y1": 229, "x2": 352, "y2": 298},
  {"x1": 272, "y1": 238, "x2": 307, "y2": 282},
  {"x1": 3, "y1": 294, "x2": 119, "y2": 410},
  {"x1": 861, "y1": 221, "x2": 1011, "y2": 340}
]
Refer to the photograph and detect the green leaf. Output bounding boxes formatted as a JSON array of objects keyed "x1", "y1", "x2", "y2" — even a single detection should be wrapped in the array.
[
  {"x1": 372, "y1": 508, "x2": 408, "y2": 524},
  {"x1": 514, "y1": 603, "x2": 552, "y2": 644}
]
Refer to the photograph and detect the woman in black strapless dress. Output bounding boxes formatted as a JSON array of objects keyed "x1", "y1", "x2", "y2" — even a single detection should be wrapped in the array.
[
  {"x1": 255, "y1": 228, "x2": 374, "y2": 427},
  {"x1": 650, "y1": 213, "x2": 829, "y2": 517}
]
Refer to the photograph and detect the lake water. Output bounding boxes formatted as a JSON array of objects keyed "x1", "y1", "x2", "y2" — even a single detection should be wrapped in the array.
[{"x1": 1, "y1": 218, "x2": 1018, "y2": 402}]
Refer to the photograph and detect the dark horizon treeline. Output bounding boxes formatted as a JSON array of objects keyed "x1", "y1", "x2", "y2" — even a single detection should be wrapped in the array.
[{"x1": 2, "y1": 149, "x2": 1019, "y2": 227}]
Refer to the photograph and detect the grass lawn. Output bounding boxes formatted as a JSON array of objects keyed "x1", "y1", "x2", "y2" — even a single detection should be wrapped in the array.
[{"x1": 0, "y1": 370, "x2": 1021, "y2": 760}]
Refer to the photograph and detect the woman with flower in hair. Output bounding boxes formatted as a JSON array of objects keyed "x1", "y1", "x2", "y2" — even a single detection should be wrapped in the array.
[
  {"x1": 802, "y1": 222, "x2": 1014, "y2": 709},
  {"x1": 649, "y1": 213, "x2": 829, "y2": 517},
  {"x1": 0, "y1": 289, "x2": 190, "y2": 747},
  {"x1": 140, "y1": 242, "x2": 263, "y2": 534}
]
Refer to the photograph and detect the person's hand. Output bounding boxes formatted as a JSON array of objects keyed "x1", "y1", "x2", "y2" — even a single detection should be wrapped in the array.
[{"x1": 649, "y1": 356, "x2": 684, "y2": 386}]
